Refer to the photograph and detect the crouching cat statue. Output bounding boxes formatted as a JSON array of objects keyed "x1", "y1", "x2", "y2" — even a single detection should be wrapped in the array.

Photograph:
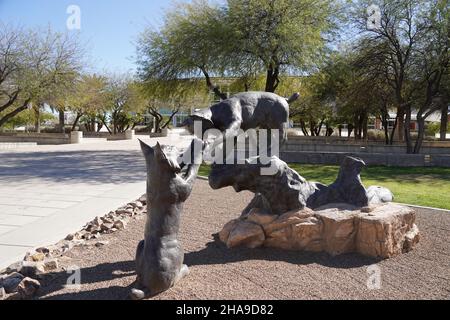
[{"x1": 131, "y1": 138, "x2": 204, "y2": 299}]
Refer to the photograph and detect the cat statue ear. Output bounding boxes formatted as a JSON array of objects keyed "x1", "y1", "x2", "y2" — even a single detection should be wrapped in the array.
[
  {"x1": 154, "y1": 142, "x2": 166, "y2": 161},
  {"x1": 139, "y1": 139, "x2": 154, "y2": 162}
]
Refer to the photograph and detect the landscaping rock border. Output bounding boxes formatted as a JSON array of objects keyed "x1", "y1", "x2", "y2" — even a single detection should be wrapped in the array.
[{"x1": 0, "y1": 195, "x2": 147, "y2": 300}]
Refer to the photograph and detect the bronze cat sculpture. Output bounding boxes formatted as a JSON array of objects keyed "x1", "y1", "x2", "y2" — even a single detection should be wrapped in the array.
[
  {"x1": 182, "y1": 91, "x2": 300, "y2": 144},
  {"x1": 131, "y1": 138, "x2": 203, "y2": 299}
]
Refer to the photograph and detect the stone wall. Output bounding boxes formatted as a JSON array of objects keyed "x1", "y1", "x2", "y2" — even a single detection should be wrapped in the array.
[
  {"x1": 282, "y1": 140, "x2": 450, "y2": 155},
  {"x1": 286, "y1": 136, "x2": 450, "y2": 148},
  {"x1": 0, "y1": 133, "x2": 70, "y2": 145},
  {"x1": 83, "y1": 130, "x2": 135, "y2": 141},
  {"x1": 280, "y1": 151, "x2": 450, "y2": 167}
]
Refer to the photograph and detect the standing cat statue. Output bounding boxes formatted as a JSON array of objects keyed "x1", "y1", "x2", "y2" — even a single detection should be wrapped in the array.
[{"x1": 131, "y1": 138, "x2": 204, "y2": 299}]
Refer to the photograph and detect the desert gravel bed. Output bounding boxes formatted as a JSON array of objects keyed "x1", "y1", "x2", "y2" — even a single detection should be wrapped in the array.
[{"x1": 36, "y1": 180, "x2": 450, "y2": 300}]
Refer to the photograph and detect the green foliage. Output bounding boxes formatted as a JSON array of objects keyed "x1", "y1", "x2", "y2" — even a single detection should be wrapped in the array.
[
  {"x1": 141, "y1": 78, "x2": 211, "y2": 109},
  {"x1": 0, "y1": 24, "x2": 85, "y2": 128},
  {"x1": 136, "y1": 0, "x2": 230, "y2": 81},
  {"x1": 425, "y1": 122, "x2": 441, "y2": 137},
  {"x1": 367, "y1": 130, "x2": 387, "y2": 141},
  {"x1": 1, "y1": 109, "x2": 55, "y2": 130},
  {"x1": 349, "y1": 0, "x2": 449, "y2": 151},
  {"x1": 228, "y1": 0, "x2": 337, "y2": 71},
  {"x1": 136, "y1": 0, "x2": 340, "y2": 93}
]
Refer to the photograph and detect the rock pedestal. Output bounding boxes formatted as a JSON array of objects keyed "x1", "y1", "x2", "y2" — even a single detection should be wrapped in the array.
[{"x1": 219, "y1": 203, "x2": 420, "y2": 259}]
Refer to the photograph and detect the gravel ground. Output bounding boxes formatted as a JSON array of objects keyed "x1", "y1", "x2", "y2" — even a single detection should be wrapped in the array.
[{"x1": 37, "y1": 180, "x2": 450, "y2": 300}]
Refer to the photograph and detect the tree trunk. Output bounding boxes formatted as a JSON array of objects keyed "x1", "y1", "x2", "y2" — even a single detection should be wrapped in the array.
[
  {"x1": 299, "y1": 120, "x2": 309, "y2": 136},
  {"x1": 58, "y1": 109, "x2": 65, "y2": 133},
  {"x1": 382, "y1": 117, "x2": 389, "y2": 145},
  {"x1": 0, "y1": 90, "x2": 21, "y2": 114},
  {"x1": 414, "y1": 117, "x2": 425, "y2": 154},
  {"x1": 397, "y1": 108, "x2": 405, "y2": 141},
  {"x1": 389, "y1": 117, "x2": 398, "y2": 145},
  {"x1": 265, "y1": 66, "x2": 280, "y2": 93},
  {"x1": 316, "y1": 119, "x2": 324, "y2": 136},
  {"x1": 362, "y1": 116, "x2": 368, "y2": 141},
  {"x1": 325, "y1": 125, "x2": 333, "y2": 137},
  {"x1": 34, "y1": 107, "x2": 41, "y2": 133},
  {"x1": 96, "y1": 121, "x2": 103, "y2": 132},
  {"x1": 347, "y1": 124, "x2": 354, "y2": 138},
  {"x1": 71, "y1": 113, "x2": 82, "y2": 131},
  {"x1": 155, "y1": 118, "x2": 162, "y2": 133},
  {"x1": 354, "y1": 115, "x2": 362, "y2": 140},
  {"x1": 0, "y1": 101, "x2": 30, "y2": 128},
  {"x1": 100, "y1": 118, "x2": 112, "y2": 134},
  {"x1": 200, "y1": 67, "x2": 228, "y2": 100},
  {"x1": 91, "y1": 118, "x2": 97, "y2": 132},
  {"x1": 112, "y1": 112, "x2": 118, "y2": 135},
  {"x1": 404, "y1": 105, "x2": 413, "y2": 154},
  {"x1": 440, "y1": 103, "x2": 448, "y2": 141}
]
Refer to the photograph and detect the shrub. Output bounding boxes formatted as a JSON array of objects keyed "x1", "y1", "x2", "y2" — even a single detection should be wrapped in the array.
[
  {"x1": 367, "y1": 130, "x2": 386, "y2": 141},
  {"x1": 425, "y1": 122, "x2": 440, "y2": 137}
]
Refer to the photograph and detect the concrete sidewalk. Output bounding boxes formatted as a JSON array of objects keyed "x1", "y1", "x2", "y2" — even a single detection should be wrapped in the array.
[{"x1": 0, "y1": 135, "x2": 193, "y2": 269}]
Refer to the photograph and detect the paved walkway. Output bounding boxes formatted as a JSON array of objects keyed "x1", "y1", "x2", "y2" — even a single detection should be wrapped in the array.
[{"x1": 0, "y1": 135, "x2": 193, "y2": 269}]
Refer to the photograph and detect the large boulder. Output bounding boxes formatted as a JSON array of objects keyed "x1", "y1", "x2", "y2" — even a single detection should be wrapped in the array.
[
  {"x1": 356, "y1": 203, "x2": 419, "y2": 258},
  {"x1": 219, "y1": 203, "x2": 420, "y2": 259},
  {"x1": 226, "y1": 221, "x2": 265, "y2": 249}
]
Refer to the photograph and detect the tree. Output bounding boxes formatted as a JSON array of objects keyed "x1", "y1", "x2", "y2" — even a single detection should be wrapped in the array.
[
  {"x1": 290, "y1": 71, "x2": 335, "y2": 136},
  {"x1": 0, "y1": 25, "x2": 84, "y2": 129},
  {"x1": 351, "y1": 0, "x2": 448, "y2": 152},
  {"x1": 136, "y1": 0, "x2": 339, "y2": 95},
  {"x1": 136, "y1": 0, "x2": 232, "y2": 100},
  {"x1": 102, "y1": 76, "x2": 147, "y2": 134},
  {"x1": 351, "y1": 0, "x2": 425, "y2": 143},
  {"x1": 228, "y1": 0, "x2": 339, "y2": 92},
  {"x1": 439, "y1": 72, "x2": 449, "y2": 140},
  {"x1": 64, "y1": 74, "x2": 109, "y2": 131},
  {"x1": 141, "y1": 78, "x2": 210, "y2": 133},
  {"x1": 408, "y1": 0, "x2": 449, "y2": 152}
]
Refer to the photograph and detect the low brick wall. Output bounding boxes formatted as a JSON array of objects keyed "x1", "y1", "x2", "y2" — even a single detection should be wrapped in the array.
[
  {"x1": 280, "y1": 151, "x2": 450, "y2": 167},
  {"x1": 83, "y1": 130, "x2": 135, "y2": 141},
  {"x1": 0, "y1": 133, "x2": 70, "y2": 145},
  {"x1": 283, "y1": 139, "x2": 450, "y2": 155},
  {"x1": 287, "y1": 136, "x2": 450, "y2": 148}
]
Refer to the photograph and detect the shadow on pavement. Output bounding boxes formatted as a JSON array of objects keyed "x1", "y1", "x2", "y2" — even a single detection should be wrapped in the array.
[{"x1": 0, "y1": 150, "x2": 146, "y2": 184}]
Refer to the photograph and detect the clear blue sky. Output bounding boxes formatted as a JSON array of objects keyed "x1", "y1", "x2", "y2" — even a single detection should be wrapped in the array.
[{"x1": 0, "y1": 0, "x2": 186, "y2": 73}]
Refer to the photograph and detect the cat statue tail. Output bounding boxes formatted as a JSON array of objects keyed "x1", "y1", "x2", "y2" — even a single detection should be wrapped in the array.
[{"x1": 286, "y1": 92, "x2": 300, "y2": 104}]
